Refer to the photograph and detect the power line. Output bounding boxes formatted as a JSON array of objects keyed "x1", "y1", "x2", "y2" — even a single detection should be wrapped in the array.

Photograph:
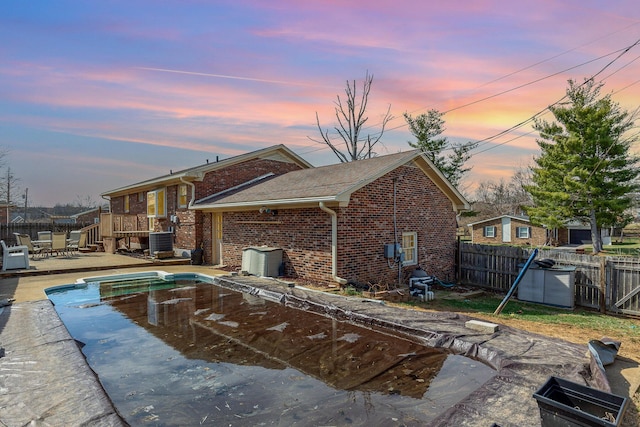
[
  {"x1": 467, "y1": 37, "x2": 640, "y2": 156},
  {"x1": 302, "y1": 37, "x2": 640, "y2": 159}
]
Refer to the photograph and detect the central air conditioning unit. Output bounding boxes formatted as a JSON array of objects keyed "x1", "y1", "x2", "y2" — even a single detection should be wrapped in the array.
[
  {"x1": 241, "y1": 246, "x2": 283, "y2": 277},
  {"x1": 149, "y1": 232, "x2": 173, "y2": 254}
]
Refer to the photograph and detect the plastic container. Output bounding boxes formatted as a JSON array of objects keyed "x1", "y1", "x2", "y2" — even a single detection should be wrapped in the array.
[{"x1": 533, "y1": 377, "x2": 627, "y2": 427}]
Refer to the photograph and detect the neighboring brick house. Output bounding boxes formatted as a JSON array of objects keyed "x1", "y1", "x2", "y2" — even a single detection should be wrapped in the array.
[
  {"x1": 467, "y1": 215, "x2": 602, "y2": 247},
  {"x1": 468, "y1": 215, "x2": 549, "y2": 246},
  {"x1": 71, "y1": 207, "x2": 104, "y2": 225},
  {"x1": 194, "y1": 150, "x2": 470, "y2": 286},
  {"x1": 101, "y1": 145, "x2": 312, "y2": 256}
]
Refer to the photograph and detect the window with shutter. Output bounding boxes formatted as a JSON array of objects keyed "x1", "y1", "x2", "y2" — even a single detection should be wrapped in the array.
[{"x1": 484, "y1": 226, "x2": 496, "y2": 238}]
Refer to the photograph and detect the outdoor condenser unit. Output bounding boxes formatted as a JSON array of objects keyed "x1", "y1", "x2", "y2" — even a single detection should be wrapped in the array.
[
  {"x1": 241, "y1": 246, "x2": 283, "y2": 277},
  {"x1": 149, "y1": 232, "x2": 173, "y2": 254}
]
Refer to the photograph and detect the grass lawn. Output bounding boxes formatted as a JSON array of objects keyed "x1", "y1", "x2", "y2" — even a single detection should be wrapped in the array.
[
  {"x1": 393, "y1": 287, "x2": 640, "y2": 362},
  {"x1": 604, "y1": 238, "x2": 640, "y2": 256}
]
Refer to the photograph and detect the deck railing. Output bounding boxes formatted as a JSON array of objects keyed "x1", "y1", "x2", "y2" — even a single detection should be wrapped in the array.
[{"x1": 79, "y1": 223, "x2": 101, "y2": 246}]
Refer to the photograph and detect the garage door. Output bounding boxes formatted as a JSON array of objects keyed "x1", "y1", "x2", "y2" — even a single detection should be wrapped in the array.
[{"x1": 569, "y1": 229, "x2": 591, "y2": 245}]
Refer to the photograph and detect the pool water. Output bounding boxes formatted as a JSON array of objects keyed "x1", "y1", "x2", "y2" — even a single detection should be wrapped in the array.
[{"x1": 47, "y1": 274, "x2": 495, "y2": 426}]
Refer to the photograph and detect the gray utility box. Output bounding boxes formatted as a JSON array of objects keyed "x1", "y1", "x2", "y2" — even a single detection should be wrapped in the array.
[
  {"x1": 241, "y1": 246, "x2": 283, "y2": 277},
  {"x1": 518, "y1": 266, "x2": 576, "y2": 308}
]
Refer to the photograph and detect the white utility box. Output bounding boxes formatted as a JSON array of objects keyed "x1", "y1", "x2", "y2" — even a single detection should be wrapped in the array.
[
  {"x1": 241, "y1": 246, "x2": 283, "y2": 277},
  {"x1": 518, "y1": 266, "x2": 576, "y2": 308}
]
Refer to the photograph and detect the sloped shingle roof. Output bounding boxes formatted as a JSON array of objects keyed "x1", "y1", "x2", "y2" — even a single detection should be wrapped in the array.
[
  {"x1": 194, "y1": 150, "x2": 469, "y2": 211},
  {"x1": 102, "y1": 144, "x2": 312, "y2": 197}
]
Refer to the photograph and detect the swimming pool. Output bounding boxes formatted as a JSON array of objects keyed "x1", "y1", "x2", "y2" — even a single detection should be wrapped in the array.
[{"x1": 47, "y1": 272, "x2": 495, "y2": 426}]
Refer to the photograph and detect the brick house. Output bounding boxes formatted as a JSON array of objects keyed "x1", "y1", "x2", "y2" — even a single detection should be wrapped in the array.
[
  {"x1": 468, "y1": 215, "x2": 550, "y2": 246},
  {"x1": 71, "y1": 207, "x2": 103, "y2": 225},
  {"x1": 194, "y1": 150, "x2": 469, "y2": 286},
  {"x1": 101, "y1": 145, "x2": 312, "y2": 256},
  {"x1": 467, "y1": 215, "x2": 602, "y2": 247}
]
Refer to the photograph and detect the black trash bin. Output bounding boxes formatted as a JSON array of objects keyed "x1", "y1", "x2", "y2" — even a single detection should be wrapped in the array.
[
  {"x1": 190, "y1": 247, "x2": 203, "y2": 265},
  {"x1": 533, "y1": 376, "x2": 628, "y2": 427}
]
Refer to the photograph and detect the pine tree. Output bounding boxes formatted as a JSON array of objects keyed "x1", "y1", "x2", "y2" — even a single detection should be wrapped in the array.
[
  {"x1": 526, "y1": 79, "x2": 639, "y2": 253},
  {"x1": 404, "y1": 109, "x2": 477, "y2": 187}
]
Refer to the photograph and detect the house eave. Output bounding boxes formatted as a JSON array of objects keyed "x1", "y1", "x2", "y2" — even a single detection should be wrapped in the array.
[
  {"x1": 193, "y1": 196, "x2": 347, "y2": 212},
  {"x1": 101, "y1": 144, "x2": 312, "y2": 198}
]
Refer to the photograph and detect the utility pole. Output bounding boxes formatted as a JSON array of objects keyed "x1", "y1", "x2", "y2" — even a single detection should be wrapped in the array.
[
  {"x1": 6, "y1": 168, "x2": 10, "y2": 227},
  {"x1": 23, "y1": 188, "x2": 28, "y2": 222}
]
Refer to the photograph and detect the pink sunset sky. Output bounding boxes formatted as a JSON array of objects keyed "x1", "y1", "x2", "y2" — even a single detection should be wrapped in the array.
[{"x1": 2, "y1": 0, "x2": 640, "y2": 206}]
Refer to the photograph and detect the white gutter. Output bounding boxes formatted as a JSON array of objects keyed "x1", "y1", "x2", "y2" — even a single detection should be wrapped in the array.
[{"x1": 319, "y1": 202, "x2": 348, "y2": 285}]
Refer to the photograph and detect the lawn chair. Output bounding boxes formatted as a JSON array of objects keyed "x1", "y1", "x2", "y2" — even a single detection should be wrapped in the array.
[
  {"x1": 67, "y1": 230, "x2": 81, "y2": 255},
  {"x1": 36, "y1": 231, "x2": 52, "y2": 252},
  {"x1": 1, "y1": 240, "x2": 30, "y2": 271},
  {"x1": 17, "y1": 234, "x2": 45, "y2": 259},
  {"x1": 50, "y1": 232, "x2": 69, "y2": 257},
  {"x1": 67, "y1": 231, "x2": 87, "y2": 255}
]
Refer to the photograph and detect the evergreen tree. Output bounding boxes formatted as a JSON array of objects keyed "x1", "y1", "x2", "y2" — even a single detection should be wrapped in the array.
[
  {"x1": 526, "y1": 79, "x2": 639, "y2": 253},
  {"x1": 404, "y1": 109, "x2": 477, "y2": 187}
]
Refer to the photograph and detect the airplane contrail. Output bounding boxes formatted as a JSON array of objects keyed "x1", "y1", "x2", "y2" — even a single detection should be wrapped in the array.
[{"x1": 135, "y1": 66, "x2": 314, "y2": 86}]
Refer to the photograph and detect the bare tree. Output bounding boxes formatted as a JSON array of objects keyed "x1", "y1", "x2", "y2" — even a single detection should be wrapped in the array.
[
  {"x1": 472, "y1": 166, "x2": 533, "y2": 217},
  {"x1": 310, "y1": 72, "x2": 393, "y2": 162}
]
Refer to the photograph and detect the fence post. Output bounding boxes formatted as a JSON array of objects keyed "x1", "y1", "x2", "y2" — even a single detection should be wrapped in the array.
[{"x1": 599, "y1": 257, "x2": 607, "y2": 314}]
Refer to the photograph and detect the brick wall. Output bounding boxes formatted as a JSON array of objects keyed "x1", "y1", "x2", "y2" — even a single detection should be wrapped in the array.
[
  {"x1": 219, "y1": 164, "x2": 459, "y2": 286},
  {"x1": 337, "y1": 165, "x2": 458, "y2": 285},
  {"x1": 108, "y1": 158, "x2": 304, "y2": 253},
  {"x1": 221, "y1": 208, "x2": 333, "y2": 282},
  {"x1": 194, "y1": 158, "x2": 303, "y2": 200}
]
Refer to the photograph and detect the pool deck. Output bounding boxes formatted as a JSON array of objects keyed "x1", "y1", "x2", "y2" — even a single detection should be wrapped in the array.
[{"x1": 0, "y1": 252, "x2": 638, "y2": 426}]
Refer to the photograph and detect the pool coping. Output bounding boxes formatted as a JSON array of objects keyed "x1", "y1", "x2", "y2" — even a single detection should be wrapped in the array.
[{"x1": 0, "y1": 299, "x2": 128, "y2": 426}]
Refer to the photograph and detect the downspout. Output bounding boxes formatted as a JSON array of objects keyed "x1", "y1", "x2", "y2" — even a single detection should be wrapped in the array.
[{"x1": 319, "y1": 202, "x2": 348, "y2": 285}]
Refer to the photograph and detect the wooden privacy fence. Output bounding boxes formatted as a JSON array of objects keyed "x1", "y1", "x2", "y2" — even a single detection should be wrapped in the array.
[
  {"x1": 1, "y1": 223, "x2": 87, "y2": 245},
  {"x1": 1, "y1": 222, "x2": 101, "y2": 247},
  {"x1": 458, "y1": 243, "x2": 640, "y2": 317}
]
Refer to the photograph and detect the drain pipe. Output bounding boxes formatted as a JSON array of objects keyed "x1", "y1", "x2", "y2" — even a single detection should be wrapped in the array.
[{"x1": 319, "y1": 202, "x2": 348, "y2": 286}]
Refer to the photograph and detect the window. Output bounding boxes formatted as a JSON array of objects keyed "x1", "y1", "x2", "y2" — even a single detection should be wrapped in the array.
[
  {"x1": 402, "y1": 232, "x2": 417, "y2": 266},
  {"x1": 483, "y1": 226, "x2": 496, "y2": 238},
  {"x1": 124, "y1": 194, "x2": 130, "y2": 213},
  {"x1": 147, "y1": 188, "x2": 166, "y2": 218},
  {"x1": 178, "y1": 184, "x2": 188, "y2": 208},
  {"x1": 516, "y1": 226, "x2": 531, "y2": 239}
]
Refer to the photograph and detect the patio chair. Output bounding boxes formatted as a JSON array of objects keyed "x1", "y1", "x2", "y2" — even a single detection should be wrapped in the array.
[
  {"x1": 50, "y1": 232, "x2": 69, "y2": 257},
  {"x1": 67, "y1": 231, "x2": 87, "y2": 254},
  {"x1": 17, "y1": 234, "x2": 45, "y2": 259},
  {"x1": 67, "y1": 230, "x2": 81, "y2": 254},
  {"x1": 37, "y1": 231, "x2": 52, "y2": 251},
  {"x1": 1, "y1": 240, "x2": 30, "y2": 271}
]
